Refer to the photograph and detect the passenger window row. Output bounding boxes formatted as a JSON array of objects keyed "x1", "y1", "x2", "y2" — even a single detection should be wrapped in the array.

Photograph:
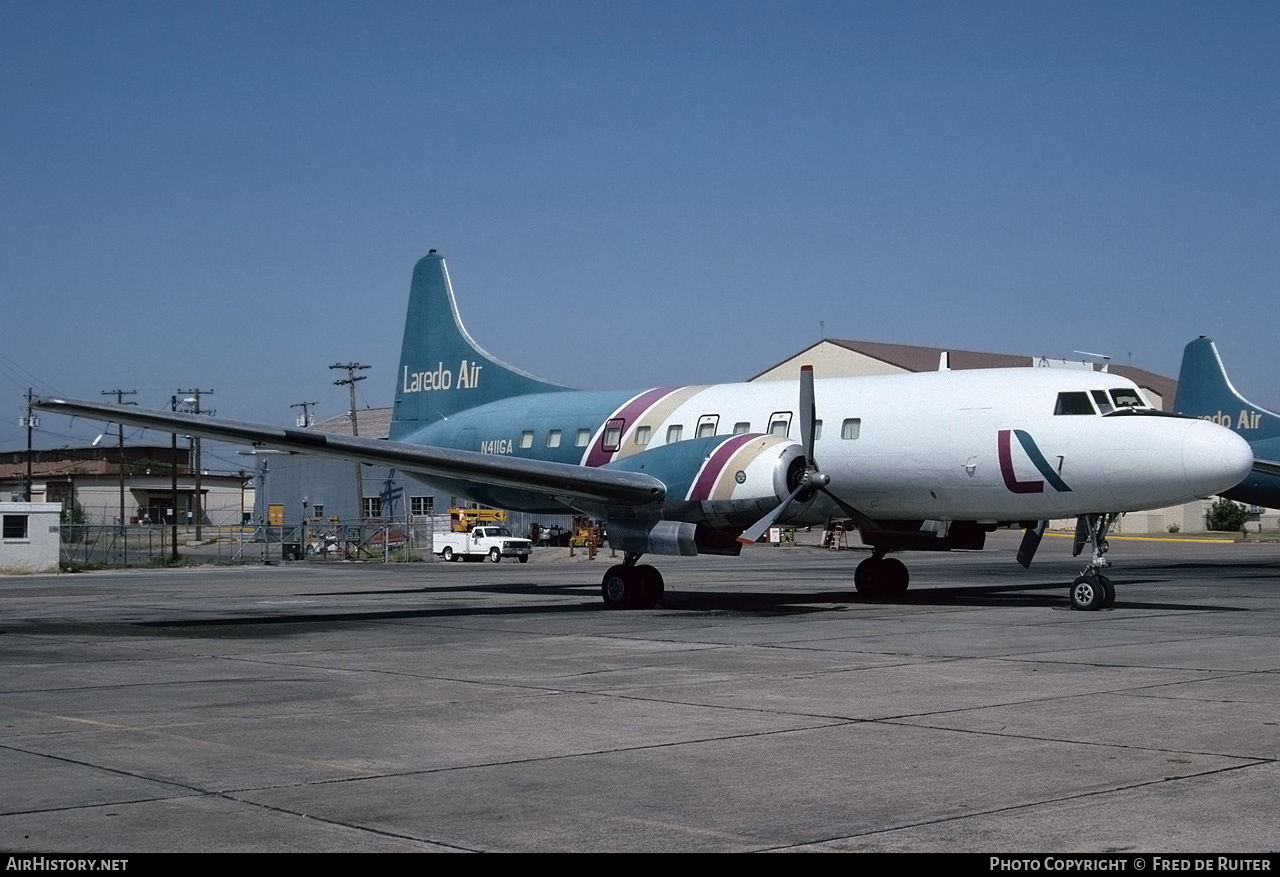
[{"x1": 516, "y1": 416, "x2": 863, "y2": 451}]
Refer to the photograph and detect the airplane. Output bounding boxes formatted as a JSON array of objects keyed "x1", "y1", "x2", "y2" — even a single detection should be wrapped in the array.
[
  {"x1": 1174, "y1": 336, "x2": 1280, "y2": 509},
  {"x1": 34, "y1": 251, "x2": 1253, "y2": 612}
]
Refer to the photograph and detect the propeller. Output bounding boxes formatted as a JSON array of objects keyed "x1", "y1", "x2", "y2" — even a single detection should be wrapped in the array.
[{"x1": 737, "y1": 366, "x2": 876, "y2": 544}]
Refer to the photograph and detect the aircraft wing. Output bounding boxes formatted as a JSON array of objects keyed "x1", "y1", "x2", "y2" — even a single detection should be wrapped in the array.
[{"x1": 32, "y1": 397, "x2": 666, "y2": 507}]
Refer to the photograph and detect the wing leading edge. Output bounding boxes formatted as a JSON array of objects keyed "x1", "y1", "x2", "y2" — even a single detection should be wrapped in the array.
[{"x1": 32, "y1": 397, "x2": 666, "y2": 507}]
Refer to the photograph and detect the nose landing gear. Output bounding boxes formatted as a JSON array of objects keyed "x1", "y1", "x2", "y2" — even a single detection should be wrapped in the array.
[{"x1": 1070, "y1": 513, "x2": 1120, "y2": 611}]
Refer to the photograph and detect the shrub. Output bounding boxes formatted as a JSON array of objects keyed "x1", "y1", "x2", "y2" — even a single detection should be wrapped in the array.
[{"x1": 1206, "y1": 498, "x2": 1250, "y2": 532}]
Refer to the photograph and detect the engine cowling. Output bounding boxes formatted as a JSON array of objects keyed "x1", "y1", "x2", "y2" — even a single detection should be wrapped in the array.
[{"x1": 600, "y1": 433, "x2": 808, "y2": 532}]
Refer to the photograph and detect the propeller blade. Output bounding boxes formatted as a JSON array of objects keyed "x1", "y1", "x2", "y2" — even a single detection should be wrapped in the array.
[
  {"x1": 736, "y1": 484, "x2": 806, "y2": 545},
  {"x1": 799, "y1": 364, "x2": 816, "y2": 462}
]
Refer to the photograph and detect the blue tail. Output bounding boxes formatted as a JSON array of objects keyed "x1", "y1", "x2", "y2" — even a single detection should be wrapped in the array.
[
  {"x1": 390, "y1": 251, "x2": 570, "y2": 440},
  {"x1": 1174, "y1": 337, "x2": 1279, "y2": 442}
]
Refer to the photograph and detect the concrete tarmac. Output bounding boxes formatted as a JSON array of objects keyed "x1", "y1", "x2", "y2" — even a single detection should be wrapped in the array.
[{"x1": 2, "y1": 531, "x2": 1278, "y2": 852}]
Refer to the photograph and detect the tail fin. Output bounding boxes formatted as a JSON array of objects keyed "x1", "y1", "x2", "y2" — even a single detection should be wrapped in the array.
[
  {"x1": 1174, "y1": 337, "x2": 1279, "y2": 441},
  {"x1": 390, "y1": 251, "x2": 569, "y2": 440}
]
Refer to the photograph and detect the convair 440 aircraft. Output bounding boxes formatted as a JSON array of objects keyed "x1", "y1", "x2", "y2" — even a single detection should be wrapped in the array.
[{"x1": 36, "y1": 252, "x2": 1253, "y2": 611}]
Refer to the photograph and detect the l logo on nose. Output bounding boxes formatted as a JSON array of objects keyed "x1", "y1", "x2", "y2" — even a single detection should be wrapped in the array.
[{"x1": 999, "y1": 429, "x2": 1071, "y2": 494}]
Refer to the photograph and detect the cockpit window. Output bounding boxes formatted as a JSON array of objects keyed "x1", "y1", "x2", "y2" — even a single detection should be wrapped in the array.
[
  {"x1": 1054, "y1": 392, "x2": 1096, "y2": 415},
  {"x1": 1090, "y1": 390, "x2": 1114, "y2": 415},
  {"x1": 1110, "y1": 388, "x2": 1146, "y2": 409}
]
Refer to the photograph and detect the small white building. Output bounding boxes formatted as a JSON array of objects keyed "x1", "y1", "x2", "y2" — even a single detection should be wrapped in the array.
[{"x1": 0, "y1": 502, "x2": 62, "y2": 573}]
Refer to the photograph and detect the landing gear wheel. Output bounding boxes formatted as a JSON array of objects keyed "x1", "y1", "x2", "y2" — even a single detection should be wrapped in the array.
[
  {"x1": 602, "y1": 565, "x2": 641, "y2": 609},
  {"x1": 881, "y1": 557, "x2": 909, "y2": 596},
  {"x1": 441, "y1": 547, "x2": 454, "y2": 562},
  {"x1": 1070, "y1": 575, "x2": 1106, "y2": 611},
  {"x1": 1098, "y1": 574, "x2": 1115, "y2": 609},
  {"x1": 489, "y1": 547, "x2": 501, "y2": 563},
  {"x1": 855, "y1": 557, "x2": 888, "y2": 599},
  {"x1": 634, "y1": 564, "x2": 664, "y2": 608}
]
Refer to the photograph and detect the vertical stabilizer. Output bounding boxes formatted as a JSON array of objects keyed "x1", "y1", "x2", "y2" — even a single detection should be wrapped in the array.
[
  {"x1": 1174, "y1": 337, "x2": 1279, "y2": 442},
  {"x1": 390, "y1": 252, "x2": 570, "y2": 439}
]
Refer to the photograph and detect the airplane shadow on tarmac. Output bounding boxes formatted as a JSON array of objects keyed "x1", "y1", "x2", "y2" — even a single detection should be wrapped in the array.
[{"x1": 134, "y1": 577, "x2": 1245, "y2": 631}]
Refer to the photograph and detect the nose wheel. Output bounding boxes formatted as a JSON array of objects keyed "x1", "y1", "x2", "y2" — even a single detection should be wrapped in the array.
[{"x1": 1071, "y1": 513, "x2": 1120, "y2": 611}]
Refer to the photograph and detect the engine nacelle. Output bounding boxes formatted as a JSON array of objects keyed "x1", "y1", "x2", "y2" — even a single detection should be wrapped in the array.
[{"x1": 600, "y1": 433, "x2": 808, "y2": 535}]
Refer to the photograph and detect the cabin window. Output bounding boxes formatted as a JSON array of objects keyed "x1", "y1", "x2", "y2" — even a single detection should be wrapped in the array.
[
  {"x1": 696, "y1": 415, "x2": 719, "y2": 439},
  {"x1": 1111, "y1": 388, "x2": 1146, "y2": 409},
  {"x1": 1091, "y1": 391, "x2": 1114, "y2": 415},
  {"x1": 768, "y1": 412, "x2": 792, "y2": 437},
  {"x1": 602, "y1": 418, "x2": 624, "y2": 452},
  {"x1": 1054, "y1": 392, "x2": 1095, "y2": 415},
  {"x1": 666, "y1": 424, "x2": 683, "y2": 443},
  {"x1": 841, "y1": 418, "x2": 861, "y2": 440},
  {"x1": 575, "y1": 429, "x2": 591, "y2": 447},
  {"x1": 733, "y1": 421, "x2": 751, "y2": 434},
  {"x1": 634, "y1": 425, "x2": 651, "y2": 446},
  {"x1": 546, "y1": 429, "x2": 562, "y2": 448},
  {"x1": 519, "y1": 430, "x2": 534, "y2": 448},
  {"x1": 814, "y1": 420, "x2": 823, "y2": 441}
]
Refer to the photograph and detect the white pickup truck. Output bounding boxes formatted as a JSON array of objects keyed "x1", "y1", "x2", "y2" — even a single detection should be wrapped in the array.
[{"x1": 435, "y1": 526, "x2": 533, "y2": 563}]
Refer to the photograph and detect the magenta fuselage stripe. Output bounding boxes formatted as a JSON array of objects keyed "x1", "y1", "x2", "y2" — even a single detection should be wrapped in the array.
[
  {"x1": 585, "y1": 387, "x2": 677, "y2": 467},
  {"x1": 688, "y1": 433, "x2": 759, "y2": 501}
]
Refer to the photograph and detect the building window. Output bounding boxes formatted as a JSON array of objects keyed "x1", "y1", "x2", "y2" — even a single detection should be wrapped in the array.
[
  {"x1": 547, "y1": 429, "x2": 562, "y2": 448},
  {"x1": 3, "y1": 514, "x2": 29, "y2": 539},
  {"x1": 841, "y1": 418, "x2": 861, "y2": 440},
  {"x1": 634, "y1": 425, "x2": 651, "y2": 446},
  {"x1": 666, "y1": 424, "x2": 683, "y2": 443},
  {"x1": 575, "y1": 429, "x2": 591, "y2": 447},
  {"x1": 519, "y1": 430, "x2": 534, "y2": 448},
  {"x1": 410, "y1": 496, "x2": 433, "y2": 516},
  {"x1": 363, "y1": 497, "x2": 382, "y2": 518}
]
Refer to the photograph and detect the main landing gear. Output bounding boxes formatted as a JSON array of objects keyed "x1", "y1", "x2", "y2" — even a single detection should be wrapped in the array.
[
  {"x1": 854, "y1": 552, "x2": 909, "y2": 600},
  {"x1": 1070, "y1": 513, "x2": 1119, "y2": 611},
  {"x1": 602, "y1": 552, "x2": 665, "y2": 610}
]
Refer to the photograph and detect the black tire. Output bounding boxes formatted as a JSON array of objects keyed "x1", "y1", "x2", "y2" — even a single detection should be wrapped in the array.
[
  {"x1": 1070, "y1": 575, "x2": 1106, "y2": 611},
  {"x1": 634, "y1": 564, "x2": 664, "y2": 608},
  {"x1": 1098, "y1": 575, "x2": 1116, "y2": 609},
  {"x1": 881, "y1": 557, "x2": 909, "y2": 595},
  {"x1": 441, "y1": 546, "x2": 453, "y2": 562},
  {"x1": 517, "y1": 554, "x2": 530, "y2": 563},
  {"x1": 602, "y1": 565, "x2": 637, "y2": 609},
  {"x1": 854, "y1": 557, "x2": 888, "y2": 599},
  {"x1": 489, "y1": 547, "x2": 501, "y2": 563}
]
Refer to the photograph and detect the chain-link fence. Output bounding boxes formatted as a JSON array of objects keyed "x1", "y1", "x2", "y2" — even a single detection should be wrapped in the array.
[{"x1": 58, "y1": 517, "x2": 439, "y2": 568}]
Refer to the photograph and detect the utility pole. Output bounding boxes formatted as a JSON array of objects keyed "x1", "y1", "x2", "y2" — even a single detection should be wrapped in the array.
[
  {"x1": 291, "y1": 401, "x2": 318, "y2": 428},
  {"x1": 170, "y1": 395, "x2": 179, "y2": 562},
  {"x1": 101, "y1": 389, "x2": 137, "y2": 546},
  {"x1": 330, "y1": 362, "x2": 369, "y2": 519},
  {"x1": 178, "y1": 388, "x2": 213, "y2": 541},
  {"x1": 20, "y1": 388, "x2": 37, "y2": 501}
]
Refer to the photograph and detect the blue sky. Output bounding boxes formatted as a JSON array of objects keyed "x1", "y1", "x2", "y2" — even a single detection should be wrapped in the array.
[{"x1": 3, "y1": 1, "x2": 1277, "y2": 460}]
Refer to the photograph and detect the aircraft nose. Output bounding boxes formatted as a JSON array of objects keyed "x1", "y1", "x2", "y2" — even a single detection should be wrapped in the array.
[{"x1": 1182, "y1": 419, "x2": 1253, "y2": 497}]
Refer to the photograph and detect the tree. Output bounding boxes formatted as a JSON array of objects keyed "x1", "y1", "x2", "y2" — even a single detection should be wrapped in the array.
[{"x1": 1206, "y1": 498, "x2": 1250, "y2": 532}]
